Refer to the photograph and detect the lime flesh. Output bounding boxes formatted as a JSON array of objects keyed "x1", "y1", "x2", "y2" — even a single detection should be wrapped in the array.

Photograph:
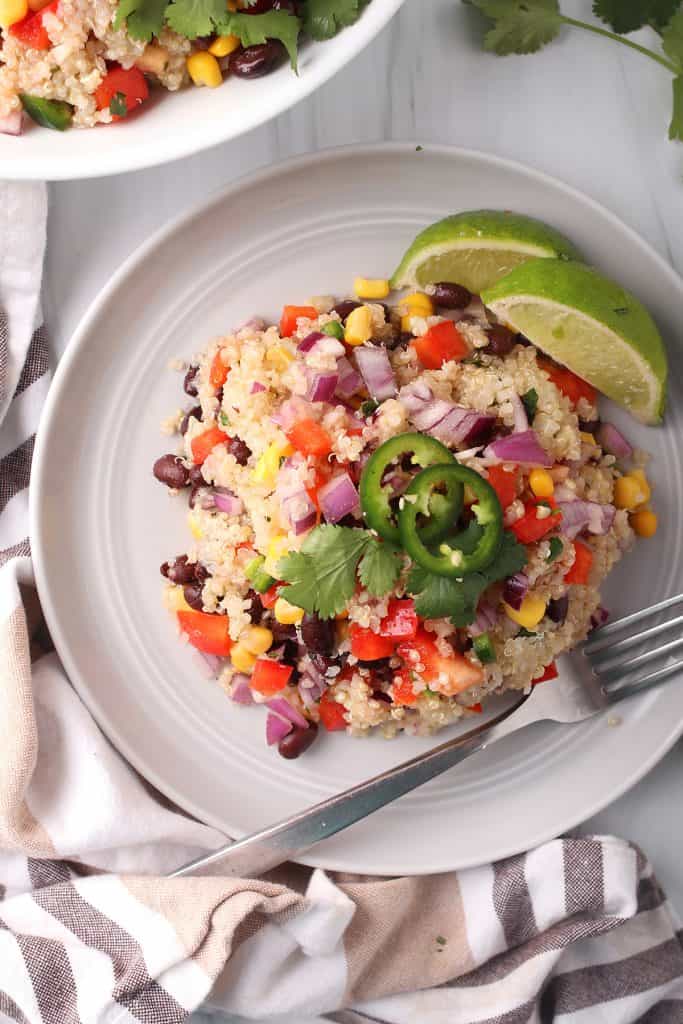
[{"x1": 482, "y1": 259, "x2": 667, "y2": 424}]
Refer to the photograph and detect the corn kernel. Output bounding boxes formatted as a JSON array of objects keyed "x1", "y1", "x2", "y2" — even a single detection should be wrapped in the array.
[
  {"x1": 266, "y1": 345, "x2": 294, "y2": 372},
  {"x1": 188, "y1": 511, "x2": 203, "y2": 539},
  {"x1": 354, "y1": 277, "x2": 390, "y2": 301},
  {"x1": 263, "y1": 535, "x2": 290, "y2": 577},
  {"x1": 631, "y1": 469, "x2": 652, "y2": 504},
  {"x1": 231, "y1": 644, "x2": 257, "y2": 673},
  {"x1": 401, "y1": 291, "x2": 434, "y2": 317},
  {"x1": 614, "y1": 474, "x2": 648, "y2": 511},
  {"x1": 0, "y1": 0, "x2": 28, "y2": 26},
  {"x1": 251, "y1": 439, "x2": 293, "y2": 487},
  {"x1": 401, "y1": 314, "x2": 414, "y2": 333},
  {"x1": 579, "y1": 432, "x2": 596, "y2": 446},
  {"x1": 631, "y1": 508, "x2": 658, "y2": 538},
  {"x1": 208, "y1": 33, "x2": 240, "y2": 57},
  {"x1": 241, "y1": 625, "x2": 273, "y2": 655},
  {"x1": 504, "y1": 595, "x2": 547, "y2": 630},
  {"x1": 529, "y1": 468, "x2": 554, "y2": 499},
  {"x1": 344, "y1": 305, "x2": 373, "y2": 346},
  {"x1": 186, "y1": 51, "x2": 222, "y2": 88},
  {"x1": 274, "y1": 596, "x2": 304, "y2": 625},
  {"x1": 167, "y1": 586, "x2": 191, "y2": 612}
]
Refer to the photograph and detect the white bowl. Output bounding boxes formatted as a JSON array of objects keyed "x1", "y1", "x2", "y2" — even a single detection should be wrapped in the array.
[{"x1": 0, "y1": 0, "x2": 404, "y2": 181}]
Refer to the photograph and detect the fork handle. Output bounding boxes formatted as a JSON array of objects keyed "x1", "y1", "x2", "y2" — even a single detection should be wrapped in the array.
[{"x1": 169, "y1": 697, "x2": 527, "y2": 878}]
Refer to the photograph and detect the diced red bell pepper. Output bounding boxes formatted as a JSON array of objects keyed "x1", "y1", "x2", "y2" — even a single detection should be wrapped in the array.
[
  {"x1": 534, "y1": 661, "x2": 558, "y2": 684},
  {"x1": 210, "y1": 351, "x2": 228, "y2": 389},
  {"x1": 286, "y1": 418, "x2": 333, "y2": 458},
  {"x1": 279, "y1": 305, "x2": 319, "y2": 338},
  {"x1": 177, "y1": 610, "x2": 232, "y2": 656},
  {"x1": 511, "y1": 498, "x2": 562, "y2": 545},
  {"x1": 539, "y1": 359, "x2": 597, "y2": 406},
  {"x1": 318, "y1": 690, "x2": 348, "y2": 731},
  {"x1": 95, "y1": 65, "x2": 149, "y2": 121},
  {"x1": 390, "y1": 668, "x2": 418, "y2": 706},
  {"x1": 190, "y1": 425, "x2": 228, "y2": 465},
  {"x1": 487, "y1": 464, "x2": 519, "y2": 509},
  {"x1": 380, "y1": 598, "x2": 418, "y2": 640},
  {"x1": 350, "y1": 625, "x2": 395, "y2": 661},
  {"x1": 411, "y1": 320, "x2": 468, "y2": 369},
  {"x1": 467, "y1": 702, "x2": 483, "y2": 713},
  {"x1": 564, "y1": 540, "x2": 593, "y2": 585},
  {"x1": 260, "y1": 584, "x2": 282, "y2": 609},
  {"x1": 250, "y1": 658, "x2": 293, "y2": 696},
  {"x1": 397, "y1": 627, "x2": 484, "y2": 696},
  {"x1": 9, "y1": 0, "x2": 59, "y2": 50}
]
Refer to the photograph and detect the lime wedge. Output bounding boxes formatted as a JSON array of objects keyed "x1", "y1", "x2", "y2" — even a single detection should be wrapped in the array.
[
  {"x1": 481, "y1": 260, "x2": 667, "y2": 424},
  {"x1": 390, "y1": 210, "x2": 581, "y2": 294}
]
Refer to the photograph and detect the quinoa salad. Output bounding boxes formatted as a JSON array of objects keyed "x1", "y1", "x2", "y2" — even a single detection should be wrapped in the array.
[
  {"x1": 154, "y1": 275, "x2": 658, "y2": 760},
  {"x1": 0, "y1": 0, "x2": 364, "y2": 133}
]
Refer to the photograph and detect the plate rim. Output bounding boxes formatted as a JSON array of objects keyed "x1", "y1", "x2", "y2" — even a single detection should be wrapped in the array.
[
  {"x1": 0, "y1": 0, "x2": 404, "y2": 182},
  {"x1": 31, "y1": 141, "x2": 683, "y2": 873}
]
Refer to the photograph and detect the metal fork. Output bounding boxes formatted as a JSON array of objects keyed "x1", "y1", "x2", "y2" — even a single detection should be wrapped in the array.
[{"x1": 170, "y1": 592, "x2": 683, "y2": 879}]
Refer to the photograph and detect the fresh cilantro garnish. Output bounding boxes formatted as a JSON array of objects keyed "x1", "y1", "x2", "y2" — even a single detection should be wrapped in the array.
[
  {"x1": 219, "y1": 411, "x2": 230, "y2": 427},
  {"x1": 219, "y1": 10, "x2": 301, "y2": 67},
  {"x1": 361, "y1": 399, "x2": 379, "y2": 417},
  {"x1": 113, "y1": 0, "x2": 168, "y2": 40},
  {"x1": 593, "y1": 0, "x2": 678, "y2": 33},
  {"x1": 302, "y1": 0, "x2": 364, "y2": 40},
  {"x1": 470, "y1": 0, "x2": 683, "y2": 150},
  {"x1": 164, "y1": 0, "x2": 228, "y2": 38},
  {"x1": 276, "y1": 526, "x2": 399, "y2": 618},
  {"x1": 521, "y1": 387, "x2": 538, "y2": 420},
  {"x1": 517, "y1": 626, "x2": 538, "y2": 638},
  {"x1": 546, "y1": 535, "x2": 563, "y2": 562},
  {"x1": 109, "y1": 91, "x2": 128, "y2": 117},
  {"x1": 407, "y1": 530, "x2": 527, "y2": 628}
]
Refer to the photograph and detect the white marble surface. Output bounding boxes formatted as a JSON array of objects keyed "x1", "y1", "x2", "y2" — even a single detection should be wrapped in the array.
[{"x1": 45, "y1": 0, "x2": 683, "y2": 918}]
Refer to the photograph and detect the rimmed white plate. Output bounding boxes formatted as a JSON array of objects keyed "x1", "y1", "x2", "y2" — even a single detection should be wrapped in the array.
[
  {"x1": 0, "y1": 0, "x2": 403, "y2": 181},
  {"x1": 31, "y1": 144, "x2": 683, "y2": 874}
]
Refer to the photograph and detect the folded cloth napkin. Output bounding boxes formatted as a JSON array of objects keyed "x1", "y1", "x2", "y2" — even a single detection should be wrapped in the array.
[{"x1": 1, "y1": 180, "x2": 683, "y2": 1024}]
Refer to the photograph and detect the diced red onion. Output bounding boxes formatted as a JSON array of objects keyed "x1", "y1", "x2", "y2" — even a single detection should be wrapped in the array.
[
  {"x1": 266, "y1": 713, "x2": 292, "y2": 745},
  {"x1": 432, "y1": 409, "x2": 495, "y2": 446},
  {"x1": 503, "y1": 572, "x2": 529, "y2": 611},
  {"x1": 556, "y1": 500, "x2": 615, "y2": 538},
  {"x1": 511, "y1": 394, "x2": 529, "y2": 433},
  {"x1": 266, "y1": 697, "x2": 308, "y2": 730},
  {"x1": 318, "y1": 472, "x2": 359, "y2": 523},
  {"x1": 411, "y1": 398, "x2": 454, "y2": 433},
  {"x1": 590, "y1": 606, "x2": 610, "y2": 631},
  {"x1": 484, "y1": 430, "x2": 552, "y2": 467},
  {"x1": 306, "y1": 368, "x2": 339, "y2": 403},
  {"x1": 213, "y1": 490, "x2": 243, "y2": 515},
  {"x1": 335, "y1": 356, "x2": 364, "y2": 398},
  {"x1": 553, "y1": 484, "x2": 576, "y2": 503},
  {"x1": 283, "y1": 491, "x2": 317, "y2": 535},
  {"x1": 298, "y1": 331, "x2": 325, "y2": 353},
  {"x1": 190, "y1": 649, "x2": 222, "y2": 679},
  {"x1": 354, "y1": 346, "x2": 397, "y2": 401},
  {"x1": 230, "y1": 674, "x2": 255, "y2": 704},
  {"x1": 193, "y1": 488, "x2": 217, "y2": 510},
  {"x1": 250, "y1": 381, "x2": 266, "y2": 394},
  {"x1": 596, "y1": 422, "x2": 633, "y2": 461},
  {"x1": 455, "y1": 445, "x2": 486, "y2": 461},
  {"x1": 399, "y1": 380, "x2": 432, "y2": 412},
  {"x1": 0, "y1": 111, "x2": 22, "y2": 136},
  {"x1": 235, "y1": 316, "x2": 266, "y2": 333},
  {"x1": 400, "y1": 382, "x2": 493, "y2": 446},
  {"x1": 468, "y1": 601, "x2": 499, "y2": 637},
  {"x1": 271, "y1": 396, "x2": 313, "y2": 430}
]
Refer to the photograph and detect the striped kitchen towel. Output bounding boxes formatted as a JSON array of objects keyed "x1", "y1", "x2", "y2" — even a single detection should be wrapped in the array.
[{"x1": 1, "y1": 179, "x2": 683, "y2": 1024}]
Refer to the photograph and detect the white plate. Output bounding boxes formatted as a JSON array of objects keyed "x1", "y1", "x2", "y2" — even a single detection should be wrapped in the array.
[
  {"x1": 0, "y1": 0, "x2": 403, "y2": 181},
  {"x1": 31, "y1": 144, "x2": 683, "y2": 874}
]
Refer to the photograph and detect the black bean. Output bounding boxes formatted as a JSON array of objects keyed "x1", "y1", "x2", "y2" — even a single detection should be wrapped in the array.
[
  {"x1": 184, "y1": 365, "x2": 199, "y2": 397},
  {"x1": 386, "y1": 330, "x2": 413, "y2": 351},
  {"x1": 281, "y1": 642, "x2": 300, "y2": 669},
  {"x1": 161, "y1": 555, "x2": 198, "y2": 585},
  {"x1": 245, "y1": 589, "x2": 264, "y2": 623},
  {"x1": 153, "y1": 454, "x2": 190, "y2": 489},
  {"x1": 180, "y1": 405, "x2": 202, "y2": 436},
  {"x1": 309, "y1": 651, "x2": 333, "y2": 676},
  {"x1": 547, "y1": 594, "x2": 569, "y2": 625},
  {"x1": 183, "y1": 583, "x2": 204, "y2": 610},
  {"x1": 301, "y1": 613, "x2": 335, "y2": 657},
  {"x1": 368, "y1": 659, "x2": 395, "y2": 684},
  {"x1": 432, "y1": 282, "x2": 472, "y2": 309},
  {"x1": 579, "y1": 418, "x2": 600, "y2": 434},
  {"x1": 331, "y1": 299, "x2": 361, "y2": 322},
  {"x1": 189, "y1": 465, "x2": 205, "y2": 487},
  {"x1": 228, "y1": 40, "x2": 285, "y2": 78},
  {"x1": 269, "y1": 620, "x2": 297, "y2": 645},
  {"x1": 372, "y1": 690, "x2": 392, "y2": 704},
  {"x1": 228, "y1": 437, "x2": 252, "y2": 466},
  {"x1": 485, "y1": 324, "x2": 517, "y2": 357},
  {"x1": 278, "y1": 722, "x2": 318, "y2": 759}
]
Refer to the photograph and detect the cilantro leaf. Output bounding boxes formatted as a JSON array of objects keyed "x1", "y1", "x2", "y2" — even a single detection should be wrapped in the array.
[
  {"x1": 302, "y1": 0, "x2": 363, "y2": 40},
  {"x1": 592, "y1": 0, "x2": 678, "y2": 34},
  {"x1": 216, "y1": 11, "x2": 301, "y2": 68},
  {"x1": 662, "y1": 10, "x2": 683, "y2": 70},
  {"x1": 109, "y1": 91, "x2": 128, "y2": 116},
  {"x1": 671, "y1": 75, "x2": 683, "y2": 139},
  {"x1": 114, "y1": 0, "x2": 168, "y2": 40},
  {"x1": 470, "y1": 0, "x2": 562, "y2": 55},
  {"x1": 276, "y1": 525, "x2": 369, "y2": 618},
  {"x1": 164, "y1": 0, "x2": 225, "y2": 37},
  {"x1": 358, "y1": 538, "x2": 403, "y2": 597}
]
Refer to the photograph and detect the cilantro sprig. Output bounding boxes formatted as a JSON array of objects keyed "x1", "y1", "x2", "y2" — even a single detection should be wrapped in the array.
[
  {"x1": 302, "y1": 0, "x2": 367, "y2": 39},
  {"x1": 276, "y1": 525, "x2": 403, "y2": 619},
  {"x1": 469, "y1": 0, "x2": 683, "y2": 142}
]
